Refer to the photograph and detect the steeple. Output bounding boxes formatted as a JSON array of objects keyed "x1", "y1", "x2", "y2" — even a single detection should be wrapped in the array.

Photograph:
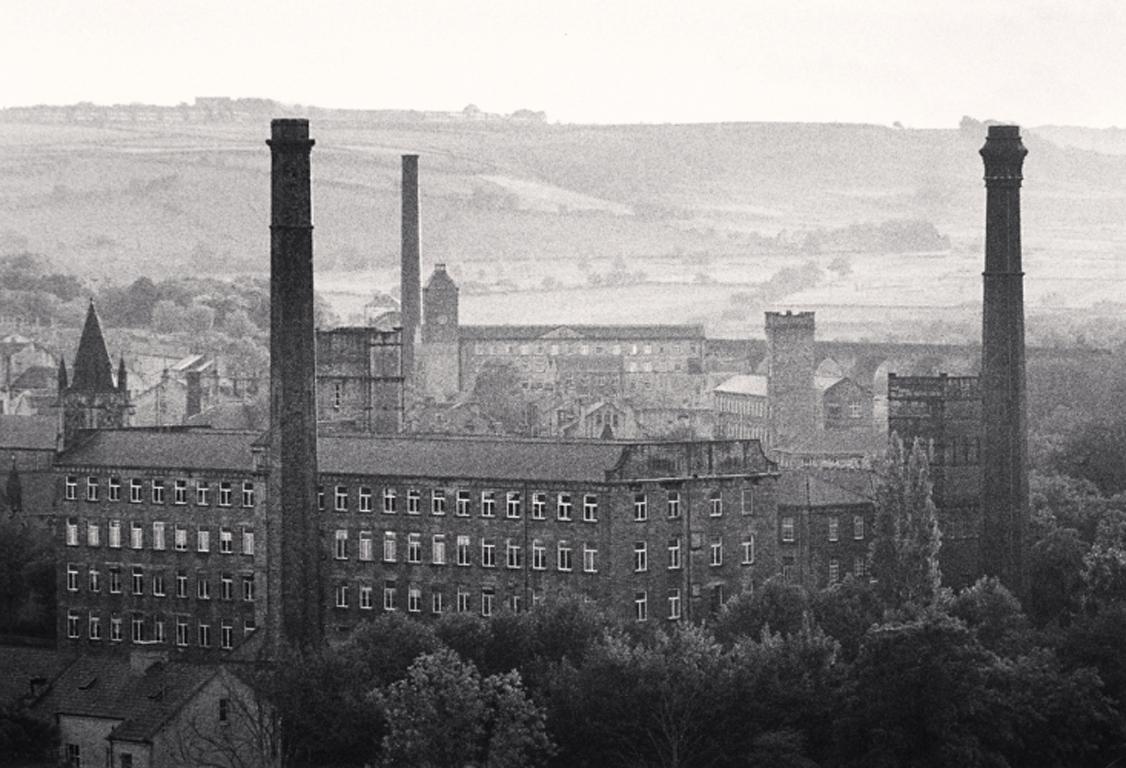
[
  {"x1": 117, "y1": 355, "x2": 128, "y2": 393},
  {"x1": 57, "y1": 358, "x2": 68, "y2": 395},
  {"x1": 70, "y1": 302, "x2": 116, "y2": 393}
]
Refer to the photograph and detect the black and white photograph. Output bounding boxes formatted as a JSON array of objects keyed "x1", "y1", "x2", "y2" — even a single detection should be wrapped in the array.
[{"x1": 1, "y1": 1, "x2": 1125, "y2": 766}]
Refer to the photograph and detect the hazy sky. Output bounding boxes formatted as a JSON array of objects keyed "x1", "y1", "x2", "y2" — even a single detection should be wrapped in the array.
[{"x1": 5, "y1": 0, "x2": 1123, "y2": 127}]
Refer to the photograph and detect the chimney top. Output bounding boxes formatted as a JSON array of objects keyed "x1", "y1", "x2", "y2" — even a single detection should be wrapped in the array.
[{"x1": 987, "y1": 124, "x2": 1021, "y2": 139}]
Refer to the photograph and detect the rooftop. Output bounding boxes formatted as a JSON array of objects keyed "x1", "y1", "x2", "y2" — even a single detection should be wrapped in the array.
[
  {"x1": 777, "y1": 468, "x2": 876, "y2": 507},
  {"x1": 460, "y1": 324, "x2": 705, "y2": 342},
  {"x1": 714, "y1": 374, "x2": 767, "y2": 397},
  {"x1": 0, "y1": 415, "x2": 57, "y2": 451},
  {"x1": 56, "y1": 429, "x2": 260, "y2": 472}
]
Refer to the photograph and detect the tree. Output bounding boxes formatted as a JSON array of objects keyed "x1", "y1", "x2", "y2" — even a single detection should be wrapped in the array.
[
  {"x1": 947, "y1": 577, "x2": 1032, "y2": 656},
  {"x1": 470, "y1": 362, "x2": 530, "y2": 435},
  {"x1": 870, "y1": 436, "x2": 943, "y2": 613},
  {"x1": 373, "y1": 649, "x2": 552, "y2": 768},
  {"x1": 171, "y1": 670, "x2": 282, "y2": 768},
  {"x1": 713, "y1": 578, "x2": 810, "y2": 645}
]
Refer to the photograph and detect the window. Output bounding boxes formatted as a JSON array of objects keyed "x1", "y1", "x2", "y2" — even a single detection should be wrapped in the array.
[
  {"x1": 741, "y1": 537, "x2": 755, "y2": 565},
  {"x1": 667, "y1": 491, "x2": 681, "y2": 518},
  {"x1": 87, "y1": 522, "x2": 100, "y2": 547},
  {"x1": 221, "y1": 622, "x2": 233, "y2": 650},
  {"x1": 176, "y1": 571, "x2": 188, "y2": 598},
  {"x1": 110, "y1": 616, "x2": 123, "y2": 642},
  {"x1": 532, "y1": 539, "x2": 546, "y2": 570},
  {"x1": 86, "y1": 476, "x2": 99, "y2": 502},
  {"x1": 481, "y1": 539, "x2": 496, "y2": 568},
  {"x1": 853, "y1": 515, "x2": 865, "y2": 540},
  {"x1": 109, "y1": 520, "x2": 122, "y2": 548},
  {"x1": 130, "y1": 522, "x2": 143, "y2": 549},
  {"x1": 335, "y1": 485, "x2": 349, "y2": 512},
  {"x1": 668, "y1": 538, "x2": 682, "y2": 570},
  {"x1": 121, "y1": 754, "x2": 134, "y2": 768},
  {"x1": 635, "y1": 591, "x2": 648, "y2": 622},
  {"x1": 432, "y1": 591, "x2": 445, "y2": 614},
  {"x1": 668, "y1": 589, "x2": 682, "y2": 620},
  {"x1": 408, "y1": 585, "x2": 421, "y2": 613},
  {"x1": 131, "y1": 566, "x2": 144, "y2": 595},
  {"x1": 335, "y1": 583, "x2": 349, "y2": 608},
  {"x1": 407, "y1": 533, "x2": 422, "y2": 563},
  {"x1": 359, "y1": 585, "x2": 373, "y2": 610},
  {"x1": 741, "y1": 487, "x2": 755, "y2": 514},
  {"x1": 557, "y1": 541, "x2": 573, "y2": 572},
  {"x1": 65, "y1": 476, "x2": 77, "y2": 501},
  {"x1": 151, "y1": 480, "x2": 165, "y2": 504},
  {"x1": 66, "y1": 744, "x2": 80, "y2": 768},
  {"x1": 130, "y1": 479, "x2": 143, "y2": 503},
  {"x1": 407, "y1": 489, "x2": 421, "y2": 514},
  {"x1": 633, "y1": 493, "x2": 647, "y2": 521},
  {"x1": 219, "y1": 527, "x2": 232, "y2": 554},
  {"x1": 88, "y1": 567, "x2": 101, "y2": 592},
  {"x1": 242, "y1": 482, "x2": 255, "y2": 508},
  {"x1": 457, "y1": 587, "x2": 470, "y2": 613},
  {"x1": 174, "y1": 479, "x2": 187, "y2": 505},
  {"x1": 481, "y1": 587, "x2": 495, "y2": 617},
  {"x1": 506, "y1": 491, "x2": 522, "y2": 519},
  {"x1": 332, "y1": 381, "x2": 343, "y2": 410},
  {"x1": 218, "y1": 482, "x2": 232, "y2": 507},
  {"x1": 781, "y1": 517, "x2": 795, "y2": 543},
  {"x1": 334, "y1": 529, "x2": 348, "y2": 560},
  {"x1": 198, "y1": 622, "x2": 211, "y2": 648},
  {"x1": 383, "y1": 581, "x2": 397, "y2": 611},
  {"x1": 432, "y1": 534, "x2": 446, "y2": 565},
  {"x1": 175, "y1": 526, "x2": 187, "y2": 551},
  {"x1": 854, "y1": 556, "x2": 866, "y2": 579},
  {"x1": 828, "y1": 516, "x2": 839, "y2": 542},
  {"x1": 176, "y1": 617, "x2": 189, "y2": 646},
  {"x1": 531, "y1": 493, "x2": 546, "y2": 519},
  {"x1": 242, "y1": 575, "x2": 256, "y2": 602},
  {"x1": 152, "y1": 572, "x2": 165, "y2": 597},
  {"x1": 557, "y1": 493, "x2": 573, "y2": 521},
  {"x1": 383, "y1": 488, "x2": 397, "y2": 513},
  {"x1": 710, "y1": 539, "x2": 723, "y2": 567},
  {"x1": 153, "y1": 521, "x2": 166, "y2": 551},
  {"x1": 456, "y1": 535, "x2": 470, "y2": 566},
  {"x1": 581, "y1": 493, "x2": 599, "y2": 522},
  {"x1": 318, "y1": 486, "x2": 325, "y2": 511},
  {"x1": 583, "y1": 545, "x2": 597, "y2": 573},
  {"x1": 66, "y1": 563, "x2": 78, "y2": 591},
  {"x1": 196, "y1": 480, "x2": 210, "y2": 506},
  {"x1": 359, "y1": 487, "x2": 373, "y2": 513},
  {"x1": 709, "y1": 491, "x2": 723, "y2": 516},
  {"x1": 131, "y1": 614, "x2": 144, "y2": 643},
  {"x1": 198, "y1": 575, "x2": 211, "y2": 600},
  {"x1": 383, "y1": 532, "x2": 397, "y2": 562},
  {"x1": 456, "y1": 490, "x2": 471, "y2": 516},
  {"x1": 508, "y1": 594, "x2": 523, "y2": 613},
  {"x1": 634, "y1": 542, "x2": 648, "y2": 572},
  {"x1": 359, "y1": 531, "x2": 373, "y2": 561},
  {"x1": 506, "y1": 540, "x2": 523, "y2": 569},
  {"x1": 242, "y1": 528, "x2": 255, "y2": 556},
  {"x1": 828, "y1": 559, "x2": 840, "y2": 585},
  {"x1": 197, "y1": 528, "x2": 211, "y2": 553},
  {"x1": 109, "y1": 566, "x2": 122, "y2": 594},
  {"x1": 480, "y1": 491, "x2": 496, "y2": 517},
  {"x1": 66, "y1": 611, "x2": 80, "y2": 638},
  {"x1": 89, "y1": 614, "x2": 102, "y2": 640},
  {"x1": 154, "y1": 619, "x2": 166, "y2": 643},
  {"x1": 65, "y1": 518, "x2": 79, "y2": 546},
  {"x1": 431, "y1": 490, "x2": 446, "y2": 515}
]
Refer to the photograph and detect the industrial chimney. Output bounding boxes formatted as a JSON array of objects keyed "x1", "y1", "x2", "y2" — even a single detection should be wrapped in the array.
[
  {"x1": 979, "y1": 125, "x2": 1029, "y2": 595},
  {"x1": 400, "y1": 154, "x2": 421, "y2": 380},
  {"x1": 267, "y1": 119, "x2": 323, "y2": 651}
]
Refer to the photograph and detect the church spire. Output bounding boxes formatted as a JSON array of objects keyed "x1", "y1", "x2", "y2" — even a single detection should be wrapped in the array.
[
  {"x1": 117, "y1": 355, "x2": 128, "y2": 393},
  {"x1": 57, "y1": 357, "x2": 68, "y2": 394},
  {"x1": 70, "y1": 302, "x2": 116, "y2": 393}
]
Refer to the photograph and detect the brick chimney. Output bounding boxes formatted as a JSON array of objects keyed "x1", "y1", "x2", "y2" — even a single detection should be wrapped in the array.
[
  {"x1": 979, "y1": 125, "x2": 1029, "y2": 595},
  {"x1": 400, "y1": 154, "x2": 421, "y2": 380},
  {"x1": 266, "y1": 119, "x2": 323, "y2": 651}
]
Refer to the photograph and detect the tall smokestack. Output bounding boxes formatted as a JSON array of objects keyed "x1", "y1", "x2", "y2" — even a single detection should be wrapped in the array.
[
  {"x1": 267, "y1": 119, "x2": 323, "y2": 651},
  {"x1": 400, "y1": 154, "x2": 420, "y2": 380},
  {"x1": 979, "y1": 125, "x2": 1029, "y2": 595}
]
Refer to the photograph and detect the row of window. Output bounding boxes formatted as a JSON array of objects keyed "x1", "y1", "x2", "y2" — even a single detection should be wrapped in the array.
[
  {"x1": 827, "y1": 556, "x2": 868, "y2": 584},
  {"x1": 332, "y1": 530, "x2": 756, "y2": 571},
  {"x1": 322, "y1": 486, "x2": 754, "y2": 520},
  {"x1": 65, "y1": 563, "x2": 256, "y2": 601},
  {"x1": 65, "y1": 610, "x2": 253, "y2": 649},
  {"x1": 781, "y1": 515, "x2": 866, "y2": 543},
  {"x1": 64, "y1": 519, "x2": 255, "y2": 555},
  {"x1": 65, "y1": 476, "x2": 256, "y2": 507},
  {"x1": 474, "y1": 341, "x2": 699, "y2": 357}
]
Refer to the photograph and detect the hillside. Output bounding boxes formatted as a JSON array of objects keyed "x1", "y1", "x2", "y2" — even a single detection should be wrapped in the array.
[{"x1": 1, "y1": 108, "x2": 1124, "y2": 341}]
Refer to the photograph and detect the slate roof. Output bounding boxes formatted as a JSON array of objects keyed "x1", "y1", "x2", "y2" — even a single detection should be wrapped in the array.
[
  {"x1": 11, "y1": 365, "x2": 57, "y2": 391},
  {"x1": 776, "y1": 469, "x2": 876, "y2": 507},
  {"x1": 319, "y1": 435, "x2": 628, "y2": 482},
  {"x1": 69, "y1": 303, "x2": 117, "y2": 393},
  {"x1": 0, "y1": 415, "x2": 57, "y2": 451},
  {"x1": 55, "y1": 429, "x2": 260, "y2": 471},
  {"x1": 714, "y1": 374, "x2": 768, "y2": 397},
  {"x1": 460, "y1": 324, "x2": 705, "y2": 341},
  {"x1": 185, "y1": 402, "x2": 268, "y2": 432},
  {"x1": 0, "y1": 645, "x2": 69, "y2": 707}
]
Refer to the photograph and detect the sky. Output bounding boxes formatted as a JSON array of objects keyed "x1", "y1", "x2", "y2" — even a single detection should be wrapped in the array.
[{"x1": 4, "y1": 0, "x2": 1124, "y2": 128}]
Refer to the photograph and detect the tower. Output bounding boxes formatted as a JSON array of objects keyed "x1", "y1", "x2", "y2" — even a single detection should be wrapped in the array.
[
  {"x1": 979, "y1": 125, "x2": 1029, "y2": 594},
  {"x1": 62, "y1": 302, "x2": 129, "y2": 448},
  {"x1": 765, "y1": 311, "x2": 817, "y2": 449},
  {"x1": 418, "y1": 263, "x2": 461, "y2": 400},
  {"x1": 400, "y1": 154, "x2": 421, "y2": 382},
  {"x1": 266, "y1": 119, "x2": 323, "y2": 651}
]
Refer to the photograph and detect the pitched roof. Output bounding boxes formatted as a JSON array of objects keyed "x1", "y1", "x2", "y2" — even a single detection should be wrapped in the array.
[
  {"x1": 776, "y1": 469, "x2": 876, "y2": 507},
  {"x1": 69, "y1": 303, "x2": 117, "y2": 393},
  {"x1": 56, "y1": 429, "x2": 260, "y2": 472},
  {"x1": 0, "y1": 415, "x2": 57, "y2": 451},
  {"x1": 11, "y1": 365, "x2": 57, "y2": 391},
  {"x1": 460, "y1": 324, "x2": 705, "y2": 341},
  {"x1": 185, "y1": 402, "x2": 268, "y2": 432},
  {"x1": 319, "y1": 435, "x2": 627, "y2": 483},
  {"x1": 714, "y1": 374, "x2": 768, "y2": 397},
  {"x1": 0, "y1": 645, "x2": 69, "y2": 707}
]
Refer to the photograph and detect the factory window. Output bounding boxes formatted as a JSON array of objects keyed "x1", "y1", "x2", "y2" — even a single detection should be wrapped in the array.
[
  {"x1": 853, "y1": 515, "x2": 865, "y2": 540},
  {"x1": 557, "y1": 541, "x2": 573, "y2": 572},
  {"x1": 668, "y1": 589, "x2": 681, "y2": 620},
  {"x1": 828, "y1": 517, "x2": 839, "y2": 542},
  {"x1": 532, "y1": 540, "x2": 546, "y2": 570},
  {"x1": 196, "y1": 481, "x2": 210, "y2": 506},
  {"x1": 154, "y1": 619, "x2": 166, "y2": 643},
  {"x1": 668, "y1": 538, "x2": 682, "y2": 570},
  {"x1": 709, "y1": 491, "x2": 723, "y2": 517},
  {"x1": 176, "y1": 571, "x2": 187, "y2": 598},
  {"x1": 151, "y1": 480, "x2": 165, "y2": 505},
  {"x1": 86, "y1": 476, "x2": 99, "y2": 502},
  {"x1": 634, "y1": 493, "x2": 648, "y2": 521},
  {"x1": 457, "y1": 587, "x2": 470, "y2": 613},
  {"x1": 408, "y1": 585, "x2": 422, "y2": 613},
  {"x1": 432, "y1": 534, "x2": 446, "y2": 565},
  {"x1": 407, "y1": 489, "x2": 421, "y2": 514},
  {"x1": 506, "y1": 539, "x2": 523, "y2": 569},
  {"x1": 431, "y1": 490, "x2": 446, "y2": 515},
  {"x1": 781, "y1": 517, "x2": 795, "y2": 543},
  {"x1": 531, "y1": 492, "x2": 547, "y2": 519},
  {"x1": 583, "y1": 545, "x2": 597, "y2": 573},
  {"x1": 198, "y1": 575, "x2": 211, "y2": 600},
  {"x1": 634, "y1": 591, "x2": 648, "y2": 622},
  {"x1": 221, "y1": 574, "x2": 233, "y2": 600},
  {"x1": 174, "y1": 525, "x2": 187, "y2": 551},
  {"x1": 176, "y1": 617, "x2": 189, "y2": 647},
  {"x1": 110, "y1": 617, "x2": 123, "y2": 642},
  {"x1": 318, "y1": 486, "x2": 325, "y2": 511},
  {"x1": 174, "y1": 479, "x2": 187, "y2": 505},
  {"x1": 741, "y1": 487, "x2": 755, "y2": 515},
  {"x1": 152, "y1": 571, "x2": 165, "y2": 596},
  {"x1": 334, "y1": 530, "x2": 348, "y2": 560},
  {"x1": 333, "y1": 381, "x2": 343, "y2": 410},
  {"x1": 481, "y1": 491, "x2": 496, "y2": 517},
  {"x1": 667, "y1": 491, "x2": 681, "y2": 519},
  {"x1": 242, "y1": 528, "x2": 255, "y2": 556},
  {"x1": 481, "y1": 539, "x2": 496, "y2": 568},
  {"x1": 130, "y1": 522, "x2": 143, "y2": 549},
  {"x1": 848, "y1": 403, "x2": 863, "y2": 419},
  {"x1": 109, "y1": 520, "x2": 122, "y2": 548},
  {"x1": 710, "y1": 539, "x2": 723, "y2": 567},
  {"x1": 65, "y1": 518, "x2": 78, "y2": 546},
  {"x1": 509, "y1": 594, "x2": 522, "y2": 613},
  {"x1": 89, "y1": 567, "x2": 101, "y2": 592},
  {"x1": 432, "y1": 591, "x2": 445, "y2": 614},
  {"x1": 359, "y1": 585, "x2": 373, "y2": 610},
  {"x1": 634, "y1": 542, "x2": 648, "y2": 572},
  {"x1": 741, "y1": 537, "x2": 755, "y2": 565},
  {"x1": 359, "y1": 487, "x2": 373, "y2": 512},
  {"x1": 87, "y1": 522, "x2": 100, "y2": 547},
  {"x1": 383, "y1": 488, "x2": 397, "y2": 513},
  {"x1": 132, "y1": 566, "x2": 144, "y2": 595},
  {"x1": 66, "y1": 563, "x2": 78, "y2": 591},
  {"x1": 108, "y1": 476, "x2": 121, "y2": 502},
  {"x1": 557, "y1": 493, "x2": 573, "y2": 521},
  {"x1": 66, "y1": 611, "x2": 80, "y2": 639},
  {"x1": 221, "y1": 622, "x2": 233, "y2": 650},
  {"x1": 408, "y1": 533, "x2": 422, "y2": 563},
  {"x1": 383, "y1": 582, "x2": 397, "y2": 611},
  {"x1": 456, "y1": 490, "x2": 471, "y2": 516},
  {"x1": 65, "y1": 476, "x2": 77, "y2": 501},
  {"x1": 243, "y1": 575, "x2": 256, "y2": 602},
  {"x1": 828, "y1": 559, "x2": 840, "y2": 585},
  {"x1": 506, "y1": 492, "x2": 522, "y2": 519},
  {"x1": 130, "y1": 479, "x2": 143, "y2": 503},
  {"x1": 242, "y1": 482, "x2": 255, "y2": 508},
  {"x1": 854, "y1": 556, "x2": 867, "y2": 578},
  {"x1": 335, "y1": 486, "x2": 349, "y2": 512},
  {"x1": 359, "y1": 531, "x2": 373, "y2": 561},
  {"x1": 220, "y1": 527, "x2": 232, "y2": 554},
  {"x1": 481, "y1": 587, "x2": 495, "y2": 617},
  {"x1": 197, "y1": 528, "x2": 210, "y2": 553},
  {"x1": 131, "y1": 615, "x2": 144, "y2": 643},
  {"x1": 89, "y1": 614, "x2": 102, "y2": 640},
  {"x1": 335, "y1": 584, "x2": 349, "y2": 609},
  {"x1": 456, "y1": 535, "x2": 470, "y2": 566},
  {"x1": 383, "y1": 532, "x2": 397, "y2": 562},
  {"x1": 218, "y1": 482, "x2": 232, "y2": 507},
  {"x1": 198, "y1": 623, "x2": 211, "y2": 648}
]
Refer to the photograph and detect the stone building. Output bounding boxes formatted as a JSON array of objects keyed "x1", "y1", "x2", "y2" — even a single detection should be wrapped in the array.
[
  {"x1": 60, "y1": 303, "x2": 130, "y2": 448},
  {"x1": 315, "y1": 326, "x2": 403, "y2": 434}
]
